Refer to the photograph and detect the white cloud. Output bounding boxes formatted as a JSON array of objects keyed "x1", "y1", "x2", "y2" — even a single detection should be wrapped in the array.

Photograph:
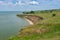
[
  {"x1": 6, "y1": 2, "x2": 13, "y2": 5},
  {"x1": 0, "y1": 0, "x2": 39, "y2": 6},
  {"x1": 0, "y1": 1, "x2": 13, "y2": 5},
  {"x1": 0, "y1": 1, "x2": 25, "y2": 6},
  {"x1": 29, "y1": 1, "x2": 39, "y2": 5},
  {"x1": 0, "y1": 1, "x2": 4, "y2": 4},
  {"x1": 15, "y1": 1, "x2": 25, "y2": 5}
]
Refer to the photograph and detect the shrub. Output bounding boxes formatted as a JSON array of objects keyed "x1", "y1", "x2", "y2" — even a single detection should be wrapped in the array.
[
  {"x1": 30, "y1": 11, "x2": 34, "y2": 13},
  {"x1": 52, "y1": 14, "x2": 56, "y2": 17}
]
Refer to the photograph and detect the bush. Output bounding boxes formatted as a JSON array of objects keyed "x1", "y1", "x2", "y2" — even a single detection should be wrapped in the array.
[
  {"x1": 52, "y1": 14, "x2": 56, "y2": 17},
  {"x1": 23, "y1": 12, "x2": 29, "y2": 14},
  {"x1": 30, "y1": 11, "x2": 34, "y2": 13}
]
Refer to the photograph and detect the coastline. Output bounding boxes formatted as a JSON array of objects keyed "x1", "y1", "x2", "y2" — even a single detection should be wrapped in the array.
[
  {"x1": 24, "y1": 18, "x2": 34, "y2": 25},
  {"x1": 9, "y1": 9, "x2": 60, "y2": 40},
  {"x1": 17, "y1": 14, "x2": 43, "y2": 25}
]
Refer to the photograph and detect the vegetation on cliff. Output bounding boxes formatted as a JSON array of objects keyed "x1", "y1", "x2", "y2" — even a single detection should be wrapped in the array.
[{"x1": 9, "y1": 9, "x2": 60, "y2": 40}]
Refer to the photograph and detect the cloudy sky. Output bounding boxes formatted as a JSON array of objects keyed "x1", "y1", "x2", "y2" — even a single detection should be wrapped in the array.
[{"x1": 0, "y1": 0, "x2": 60, "y2": 11}]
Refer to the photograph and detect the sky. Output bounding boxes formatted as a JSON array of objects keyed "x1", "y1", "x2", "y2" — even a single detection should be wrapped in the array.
[{"x1": 0, "y1": 0, "x2": 60, "y2": 11}]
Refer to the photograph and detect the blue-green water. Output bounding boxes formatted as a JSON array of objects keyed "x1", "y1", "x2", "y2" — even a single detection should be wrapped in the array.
[{"x1": 0, "y1": 11, "x2": 29, "y2": 40}]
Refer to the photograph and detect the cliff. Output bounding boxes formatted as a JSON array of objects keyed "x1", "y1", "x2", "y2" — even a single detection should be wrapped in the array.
[{"x1": 9, "y1": 9, "x2": 60, "y2": 40}]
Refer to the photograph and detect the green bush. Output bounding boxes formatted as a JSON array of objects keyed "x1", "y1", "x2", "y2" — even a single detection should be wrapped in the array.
[
  {"x1": 30, "y1": 11, "x2": 34, "y2": 13},
  {"x1": 52, "y1": 14, "x2": 56, "y2": 17}
]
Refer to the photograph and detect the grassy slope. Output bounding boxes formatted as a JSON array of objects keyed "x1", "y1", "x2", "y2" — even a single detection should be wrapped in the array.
[{"x1": 9, "y1": 9, "x2": 60, "y2": 40}]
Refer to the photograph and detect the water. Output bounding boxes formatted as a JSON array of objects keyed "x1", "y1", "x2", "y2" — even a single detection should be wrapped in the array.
[{"x1": 0, "y1": 11, "x2": 29, "y2": 40}]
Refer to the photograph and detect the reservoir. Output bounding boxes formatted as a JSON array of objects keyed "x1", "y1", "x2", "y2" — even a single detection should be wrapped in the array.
[{"x1": 0, "y1": 11, "x2": 29, "y2": 40}]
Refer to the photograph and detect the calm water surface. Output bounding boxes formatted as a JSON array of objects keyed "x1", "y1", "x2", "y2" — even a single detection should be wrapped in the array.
[{"x1": 0, "y1": 11, "x2": 29, "y2": 40}]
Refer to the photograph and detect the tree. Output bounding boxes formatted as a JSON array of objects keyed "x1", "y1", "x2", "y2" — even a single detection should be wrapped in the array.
[{"x1": 30, "y1": 11, "x2": 34, "y2": 13}]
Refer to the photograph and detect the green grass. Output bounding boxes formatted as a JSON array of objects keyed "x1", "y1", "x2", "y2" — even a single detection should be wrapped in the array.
[
  {"x1": 9, "y1": 24, "x2": 60, "y2": 40},
  {"x1": 9, "y1": 9, "x2": 60, "y2": 40}
]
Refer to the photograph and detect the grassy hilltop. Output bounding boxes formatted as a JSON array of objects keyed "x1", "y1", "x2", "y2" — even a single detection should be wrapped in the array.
[{"x1": 9, "y1": 9, "x2": 60, "y2": 40}]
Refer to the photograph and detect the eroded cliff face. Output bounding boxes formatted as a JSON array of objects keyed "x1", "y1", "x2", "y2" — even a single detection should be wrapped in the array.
[
  {"x1": 17, "y1": 14, "x2": 44, "y2": 36},
  {"x1": 17, "y1": 14, "x2": 43, "y2": 24}
]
